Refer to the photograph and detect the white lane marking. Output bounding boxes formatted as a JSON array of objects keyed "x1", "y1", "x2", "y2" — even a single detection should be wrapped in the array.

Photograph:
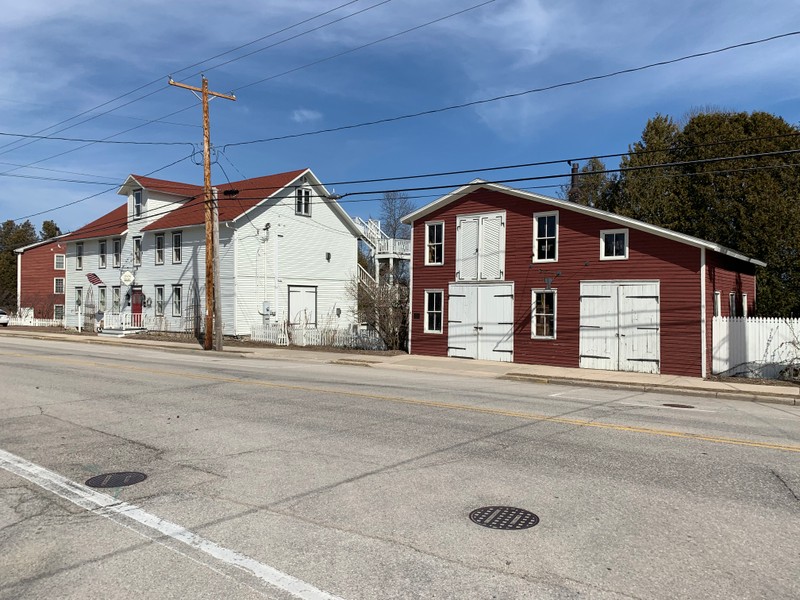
[
  {"x1": 0, "y1": 448, "x2": 343, "y2": 600},
  {"x1": 615, "y1": 402, "x2": 716, "y2": 413}
]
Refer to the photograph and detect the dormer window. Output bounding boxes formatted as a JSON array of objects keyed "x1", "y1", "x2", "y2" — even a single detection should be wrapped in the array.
[
  {"x1": 133, "y1": 189, "x2": 143, "y2": 218},
  {"x1": 295, "y1": 187, "x2": 311, "y2": 216}
]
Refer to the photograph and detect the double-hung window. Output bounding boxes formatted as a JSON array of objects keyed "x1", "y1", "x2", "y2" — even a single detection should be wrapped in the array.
[
  {"x1": 54, "y1": 254, "x2": 65, "y2": 270},
  {"x1": 113, "y1": 239, "x2": 121, "y2": 268},
  {"x1": 54, "y1": 278, "x2": 65, "y2": 294},
  {"x1": 424, "y1": 290, "x2": 443, "y2": 333},
  {"x1": 425, "y1": 222, "x2": 444, "y2": 265},
  {"x1": 133, "y1": 189, "x2": 143, "y2": 218},
  {"x1": 54, "y1": 305, "x2": 65, "y2": 320},
  {"x1": 172, "y1": 232, "x2": 182, "y2": 263},
  {"x1": 155, "y1": 285, "x2": 165, "y2": 316},
  {"x1": 133, "y1": 237, "x2": 142, "y2": 266},
  {"x1": 155, "y1": 234, "x2": 165, "y2": 265},
  {"x1": 74, "y1": 287, "x2": 83, "y2": 312},
  {"x1": 75, "y1": 243, "x2": 84, "y2": 270},
  {"x1": 295, "y1": 187, "x2": 311, "y2": 216},
  {"x1": 533, "y1": 212, "x2": 558, "y2": 262},
  {"x1": 98, "y1": 240, "x2": 107, "y2": 268},
  {"x1": 600, "y1": 229, "x2": 628, "y2": 260},
  {"x1": 112, "y1": 287, "x2": 121, "y2": 313},
  {"x1": 172, "y1": 285, "x2": 182, "y2": 316},
  {"x1": 98, "y1": 286, "x2": 107, "y2": 312},
  {"x1": 532, "y1": 289, "x2": 557, "y2": 339}
]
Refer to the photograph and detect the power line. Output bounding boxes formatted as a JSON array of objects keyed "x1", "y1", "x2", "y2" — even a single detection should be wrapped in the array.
[
  {"x1": 0, "y1": 130, "x2": 194, "y2": 146},
  {"x1": 232, "y1": 0, "x2": 497, "y2": 93},
  {"x1": 0, "y1": 1, "x2": 372, "y2": 158},
  {"x1": 224, "y1": 30, "x2": 800, "y2": 148}
]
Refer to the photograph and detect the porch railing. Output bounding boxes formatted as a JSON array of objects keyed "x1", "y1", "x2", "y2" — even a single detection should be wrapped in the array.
[{"x1": 101, "y1": 312, "x2": 147, "y2": 330}]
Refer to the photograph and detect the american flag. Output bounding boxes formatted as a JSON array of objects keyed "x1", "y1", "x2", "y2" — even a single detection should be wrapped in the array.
[{"x1": 86, "y1": 273, "x2": 103, "y2": 285}]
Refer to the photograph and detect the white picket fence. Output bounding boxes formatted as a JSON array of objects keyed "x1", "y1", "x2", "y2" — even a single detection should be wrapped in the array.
[
  {"x1": 712, "y1": 316, "x2": 800, "y2": 379},
  {"x1": 251, "y1": 322, "x2": 387, "y2": 350},
  {"x1": 9, "y1": 316, "x2": 64, "y2": 328}
]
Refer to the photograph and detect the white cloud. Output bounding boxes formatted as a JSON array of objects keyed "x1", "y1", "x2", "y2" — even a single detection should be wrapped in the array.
[{"x1": 291, "y1": 109, "x2": 323, "y2": 123}]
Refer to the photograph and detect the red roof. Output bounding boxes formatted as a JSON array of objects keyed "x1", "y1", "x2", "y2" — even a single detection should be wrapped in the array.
[
  {"x1": 61, "y1": 203, "x2": 128, "y2": 241},
  {"x1": 142, "y1": 169, "x2": 307, "y2": 231}
]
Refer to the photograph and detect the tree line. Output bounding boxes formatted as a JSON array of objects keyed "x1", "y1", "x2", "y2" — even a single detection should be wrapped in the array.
[
  {"x1": 0, "y1": 220, "x2": 62, "y2": 311},
  {"x1": 567, "y1": 110, "x2": 800, "y2": 317}
]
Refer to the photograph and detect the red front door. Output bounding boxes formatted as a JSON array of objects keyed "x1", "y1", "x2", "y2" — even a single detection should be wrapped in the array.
[{"x1": 131, "y1": 287, "x2": 143, "y2": 327}]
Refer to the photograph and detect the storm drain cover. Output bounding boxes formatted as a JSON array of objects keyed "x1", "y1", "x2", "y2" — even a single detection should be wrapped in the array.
[
  {"x1": 662, "y1": 403, "x2": 695, "y2": 409},
  {"x1": 469, "y1": 506, "x2": 539, "y2": 530},
  {"x1": 85, "y1": 472, "x2": 147, "y2": 488}
]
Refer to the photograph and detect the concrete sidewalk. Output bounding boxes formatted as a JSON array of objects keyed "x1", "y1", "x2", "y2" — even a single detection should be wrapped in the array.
[{"x1": 3, "y1": 328, "x2": 799, "y2": 406}]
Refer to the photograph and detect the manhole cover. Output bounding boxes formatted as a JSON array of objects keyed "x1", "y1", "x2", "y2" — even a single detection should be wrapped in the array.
[
  {"x1": 662, "y1": 403, "x2": 695, "y2": 409},
  {"x1": 85, "y1": 472, "x2": 147, "y2": 488},
  {"x1": 469, "y1": 506, "x2": 539, "y2": 530}
]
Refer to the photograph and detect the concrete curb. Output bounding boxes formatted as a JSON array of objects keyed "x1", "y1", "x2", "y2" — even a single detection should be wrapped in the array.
[{"x1": 500, "y1": 373, "x2": 800, "y2": 406}]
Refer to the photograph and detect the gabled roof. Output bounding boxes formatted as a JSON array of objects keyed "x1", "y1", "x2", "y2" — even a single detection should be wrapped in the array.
[
  {"x1": 402, "y1": 179, "x2": 766, "y2": 267},
  {"x1": 141, "y1": 169, "x2": 308, "y2": 232},
  {"x1": 60, "y1": 203, "x2": 128, "y2": 242},
  {"x1": 119, "y1": 174, "x2": 203, "y2": 199},
  {"x1": 14, "y1": 236, "x2": 66, "y2": 254}
]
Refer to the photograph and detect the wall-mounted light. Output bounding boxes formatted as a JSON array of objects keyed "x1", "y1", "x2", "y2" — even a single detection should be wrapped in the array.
[
  {"x1": 336, "y1": 307, "x2": 341, "y2": 317},
  {"x1": 325, "y1": 252, "x2": 331, "y2": 262}
]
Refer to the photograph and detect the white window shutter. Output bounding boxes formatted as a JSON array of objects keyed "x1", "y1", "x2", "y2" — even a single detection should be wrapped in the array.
[
  {"x1": 479, "y1": 214, "x2": 504, "y2": 280},
  {"x1": 457, "y1": 217, "x2": 479, "y2": 281}
]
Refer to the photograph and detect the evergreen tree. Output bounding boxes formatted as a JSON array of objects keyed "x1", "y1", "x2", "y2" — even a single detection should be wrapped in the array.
[{"x1": 0, "y1": 220, "x2": 38, "y2": 310}]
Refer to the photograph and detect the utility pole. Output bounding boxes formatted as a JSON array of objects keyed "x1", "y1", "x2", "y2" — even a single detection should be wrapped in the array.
[{"x1": 168, "y1": 76, "x2": 235, "y2": 351}]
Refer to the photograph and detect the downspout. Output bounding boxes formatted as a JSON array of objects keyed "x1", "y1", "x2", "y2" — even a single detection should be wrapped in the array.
[
  {"x1": 700, "y1": 247, "x2": 707, "y2": 378},
  {"x1": 408, "y1": 224, "x2": 414, "y2": 354}
]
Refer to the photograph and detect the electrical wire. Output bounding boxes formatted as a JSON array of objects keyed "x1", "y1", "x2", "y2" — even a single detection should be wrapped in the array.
[
  {"x1": 0, "y1": 131, "x2": 194, "y2": 146},
  {"x1": 224, "y1": 30, "x2": 800, "y2": 147}
]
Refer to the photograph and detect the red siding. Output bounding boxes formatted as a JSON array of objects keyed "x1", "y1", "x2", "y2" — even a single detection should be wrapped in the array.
[
  {"x1": 410, "y1": 188, "x2": 707, "y2": 377},
  {"x1": 19, "y1": 241, "x2": 66, "y2": 318}
]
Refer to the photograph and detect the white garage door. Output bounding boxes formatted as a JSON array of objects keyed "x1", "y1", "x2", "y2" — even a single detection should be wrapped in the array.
[
  {"x1": 448, "y1": 283, "x2": 514, "y2": 362},
  {"x1": 579, "y1": 281, "x2": 660, "y2": 373}
]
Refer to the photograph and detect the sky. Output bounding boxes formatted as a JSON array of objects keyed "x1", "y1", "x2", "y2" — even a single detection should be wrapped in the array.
[{"x1": 1, "y1": 0, "x2": 799, "y2": 235}]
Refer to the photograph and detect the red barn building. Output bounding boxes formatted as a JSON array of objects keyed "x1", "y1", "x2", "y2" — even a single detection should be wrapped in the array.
[
  {"x1": 15, "y1": 238, "x2": 67, "y2": 320},
  {"x1": 403, "y1": 181, "x2": 764, "y2": 378}
]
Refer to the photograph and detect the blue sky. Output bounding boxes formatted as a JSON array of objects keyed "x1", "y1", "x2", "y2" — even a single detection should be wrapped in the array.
[{"x1": 1, "y1": 0, "x2": 799, "y2": 234}]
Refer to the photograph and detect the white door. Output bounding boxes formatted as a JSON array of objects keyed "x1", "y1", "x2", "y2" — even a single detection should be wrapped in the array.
[
  {"x1": 579, "y1": 281, "x2": 660, "y2": 373},
  {"x1": 288, "y1": 285, "x2": 317, "y2": 325},
  {"x1": 448, "y1": 283, "x2": 514, "y2": 362}
]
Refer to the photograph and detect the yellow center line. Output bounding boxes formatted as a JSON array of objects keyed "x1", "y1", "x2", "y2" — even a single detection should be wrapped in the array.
[{"x1": 4, "y1": 350, "x2": 800, "y2": 453}]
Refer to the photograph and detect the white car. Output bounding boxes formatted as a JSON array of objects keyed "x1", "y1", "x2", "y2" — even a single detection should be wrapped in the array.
[{"x1": 0, "y1": 309, "x2": 9, "y2": 327}]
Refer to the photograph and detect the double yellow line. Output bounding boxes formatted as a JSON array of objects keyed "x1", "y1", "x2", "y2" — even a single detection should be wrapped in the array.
[{"x1": 4, "y1": 350, "x2": 799, "y2": 453}]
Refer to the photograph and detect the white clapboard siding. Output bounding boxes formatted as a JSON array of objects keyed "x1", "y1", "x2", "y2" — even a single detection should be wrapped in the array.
[{"x1": 712, "y1": 316, "x2": 800, "y2": 378}]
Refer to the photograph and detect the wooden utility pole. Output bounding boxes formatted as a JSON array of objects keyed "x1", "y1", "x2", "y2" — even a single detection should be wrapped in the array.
[{"x1": 168, "y1": 76, "x2": 235, "y2": 350}]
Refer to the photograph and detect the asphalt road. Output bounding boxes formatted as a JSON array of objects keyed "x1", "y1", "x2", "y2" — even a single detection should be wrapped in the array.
[{"x1": 1, "y1": 337, "x2": 799, "y2": 599}]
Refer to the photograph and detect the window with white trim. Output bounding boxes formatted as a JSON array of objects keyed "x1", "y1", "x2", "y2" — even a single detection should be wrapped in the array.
[
  {"x1": 74, "y1": 287, "x2": 82, "y2": 312},
  {"x1": 713, "y1": 291, "x2": 721, "y2": 317},
  {"x1": 172, "y1": 285, "x2": 182, "y2": 317},
  {"x1": 600, "y1": 229, "x2": 628, "y2": 260},
  {"x1": 133, "y1": 237, "x2": 142, "y2": 266},
  {"x1": 155, "y1": 234, "x2": 165, "y2": 265},
  {"x1": 425, "y1": 222, "x2": 444, "y2": 265},
  {"x1": 112, "y1": 287, "x2": 121, "y2": 313},
  {"x1": 729, "y1": 292, "x2": 737, "y2": 317},
  {"x1": 54, "y1": 278, "x2": 65, "y2": 294},
  {"x1": 54, "y1": 254, "x2": 65, "y2": 270},
  {"x1": 54, "y1": 305, "x2": 64, "y2": 320},
  {"x1": 133, "y1": 189, "x2": 143, "y2": 218},
  {"x1": 155, "y1": 285, "x2": 165, "y2": 316},
  {"x1": 98, "y1": 286, "x2": 107, "y2": 312},
  {"x1": 532, "y1": 289, "x2": 556, "y2": 339},
  {"x1": 113, "y1": 238, "x2": 121, "y2": 268},
  {"x1": 98, "y1": 240, "x2": 107, "y2": 268},
  {"x1": 424, "y1": 290, "x2": 443, "y2": 333},
  {"x1": 172, "y1": 232, "x2": 182, "y2": 263},
  {"x1": 742, "y1": 293, "x2": 748, "y2": 318},
  {"x1": 295, "y1": 187, "x2": 311, "y2": 216},
  {"x1": 75, "y1": 243, "x2": 83, "y2": 270},
  {"x1": 533, "y1": 211, "x2": 558, "y2": 262}
]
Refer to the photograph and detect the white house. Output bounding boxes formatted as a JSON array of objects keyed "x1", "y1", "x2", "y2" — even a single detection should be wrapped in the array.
[{"x1": 62, "y1": 168, "x2": 362, "y2": 336}]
